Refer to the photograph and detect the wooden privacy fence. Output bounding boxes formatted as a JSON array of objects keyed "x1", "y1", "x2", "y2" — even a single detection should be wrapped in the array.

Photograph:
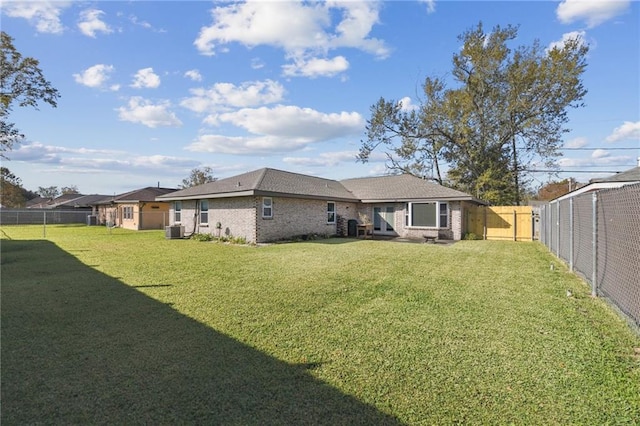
[{"x1": 466, "y1": 206, "x2": 534, "y2": 241}]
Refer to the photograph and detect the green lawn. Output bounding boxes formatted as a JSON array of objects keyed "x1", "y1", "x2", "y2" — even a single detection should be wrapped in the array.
[{"x1": 2, "y1": 225, "x2": 639, "y2": 424}]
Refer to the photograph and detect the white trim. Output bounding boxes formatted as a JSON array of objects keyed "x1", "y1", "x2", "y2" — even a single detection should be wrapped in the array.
[{"x1": 262, "y1": 197, "x2": 273, "y2": 219}]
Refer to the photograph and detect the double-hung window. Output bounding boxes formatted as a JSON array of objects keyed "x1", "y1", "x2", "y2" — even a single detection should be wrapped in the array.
[
  {"x1": 123, "y1": 206, "x2": 133, "y2": 220},
  {"x1": 327, "y1": 202, "x2": 336, "y2": 224},
  {"x1": 200, "y1": 200, "x2": 209, "y2": 224},
  {"x1": 406, "y1": 202, "x2": 448, "y2": 228},
  {"x1": 174, "y1": 201, "x2": 182, "y2": 223},
  {"x1": 262, "y1": 197, "x2": 273, "y2": 218}
]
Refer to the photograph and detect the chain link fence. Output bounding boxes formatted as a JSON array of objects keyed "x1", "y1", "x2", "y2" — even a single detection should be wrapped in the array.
[
  {"x1": 0, "y1": 209, "x2": 91, "y2": 225},
  {"x1": 540, "y1": 183, "x2": 640, "y2": 327}
]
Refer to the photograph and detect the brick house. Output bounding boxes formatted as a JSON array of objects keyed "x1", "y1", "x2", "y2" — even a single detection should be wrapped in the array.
[{"x1": 156, "y1": 168, "x2": 486, "y2": 243}]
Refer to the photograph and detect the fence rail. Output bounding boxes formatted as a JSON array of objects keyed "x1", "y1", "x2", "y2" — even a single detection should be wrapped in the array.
[{"x1": 540, "y1": 183, "x2": 640, "y2": 327}]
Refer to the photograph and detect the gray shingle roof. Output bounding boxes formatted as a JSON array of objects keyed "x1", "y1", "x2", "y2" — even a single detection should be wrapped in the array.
[
  {"x1": 157, "y1": 168, "x2": 357, "y2": 201},
  {"x1": 591, "y1": 166, "x2": 640, "y2": 183},
  {"x1": 157, "y1": 168, "x2": 481, "y2": 204},
  {"x1": 94, "y1": 187, "x2": 176, "y2": 204},
  {"x1": 340, "y1": 174, "x2": 477, "y2": 202}
]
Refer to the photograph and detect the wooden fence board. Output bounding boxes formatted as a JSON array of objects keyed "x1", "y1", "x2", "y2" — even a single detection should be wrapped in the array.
[{"x1": 466, "y1": 206, "x2": 533, "y2": 241}]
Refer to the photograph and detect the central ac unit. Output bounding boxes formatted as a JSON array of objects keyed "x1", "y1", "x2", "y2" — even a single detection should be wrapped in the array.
[{"x1": 165, "y1": 225, "x2": 185, "y2": 239}]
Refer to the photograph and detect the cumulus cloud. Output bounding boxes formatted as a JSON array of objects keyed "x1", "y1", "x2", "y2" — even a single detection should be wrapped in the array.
[
  {"x1": 186, "y1": 105, "x2": 364, "y2": 155},
  {"x1": 78, "y1": 9, "x2": 112, "y2": 37},
  {"x1": 557, "y1": 0, "x2": 630, "y2": 28},
  {"x1": 282, "y1": 56, "x2": 349, "y2": 78},
  {"x1": 283, "y1": 151, "x2": 359, "y2": 167},
  {"x1": 564, "y1": 137, "x2": 589, "y2": 149},
  {"x1": 184, "y1": 69, "x2": 203, "y2": 82},
  {"x1": 558, "y1": 151, "x2": 633, "y2": 167},
  {"x1": 398, "y1": 96, "x2": 419, "y2": 112},
  {"x1": 117, "y1": 97, "x2": 182, "y2": 128},
  {"x1": 11, "y1": 142, "x2": 198, "y2": 174},
  {"x1": 217, "y1": 105, "x2": 364, "y2": 141},
  {"x1": 194, "y1": 1, "x2": 388, "y2": 77},
  {"x1": 605, "y1": 121, "x2": 640, "y2": 142},
  {"x1": 419, "y1": 0, "x2": 436, "y2": 14},
  {"x1": 131, "y1": 68, "x2": 161, "y2": 89},
  {"x1": 1, "y1": 1, "x2": 70, "y2": 34},
  {"x1": 73, "y1": 64, "x2": 116, "y2": 89},
  {"x1": 548, "y1": 31, "x2": 588, "y2": 52},
  {"x1": 181, "y1": 80, "x2": 285, "y2": 113}
]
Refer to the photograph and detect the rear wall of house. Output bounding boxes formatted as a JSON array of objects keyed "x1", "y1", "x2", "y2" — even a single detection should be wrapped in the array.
[
  {"x1": 257, "y1": 197, "x2": 357, "y2": 243},
  {"x1": 169, "y1": 198, "x2": 256, "y2": 241}
]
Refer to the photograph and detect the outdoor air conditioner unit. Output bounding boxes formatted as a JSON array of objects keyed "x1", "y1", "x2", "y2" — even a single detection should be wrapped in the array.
[{"x1": 165, "y1": 225, "x2": 184, "y2": 239}]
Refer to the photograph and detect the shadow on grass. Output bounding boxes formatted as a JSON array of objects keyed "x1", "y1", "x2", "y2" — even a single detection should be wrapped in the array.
[{"x1": 1, "y1": 240, "x2": 401, "y2": 425}]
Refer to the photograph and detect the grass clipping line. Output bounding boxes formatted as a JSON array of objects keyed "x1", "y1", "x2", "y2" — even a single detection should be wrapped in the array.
[{"x1": 1, "y1": 225, "x2": 639, "y2": 424}]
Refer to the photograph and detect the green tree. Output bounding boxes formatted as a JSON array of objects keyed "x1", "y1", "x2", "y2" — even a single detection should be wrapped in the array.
[
  {"x1": 61, "y1": 185, "x2": 80, "y2": 195},
  {"x1": 37, "y1": 186, "x2": 59, "y2": 199},
  {"x1": 180, "y1": 167, "x2": 217, "y2": 188},
  {"x1": 1, "y1": 31, "x2": 61, "y2": 158},
  {"x1": 359, "y1": 23, "x2": 588, "y2": 205},
  {"x1": 0, "y1": 167, "x2": 36, "y2": 207}
]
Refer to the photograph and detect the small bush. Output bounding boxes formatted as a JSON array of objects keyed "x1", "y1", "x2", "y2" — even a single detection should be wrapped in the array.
[
  {"x1": 191, "y1": 233, "x2": 214, "y2": 242},
  {"x1": 463, "y1": 232, "x2": 481, "y2": 240}
]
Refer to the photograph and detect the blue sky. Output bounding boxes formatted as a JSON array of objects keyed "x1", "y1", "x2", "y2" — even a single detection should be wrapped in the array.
[{"x1": 2, "y1": 0, "x2": 639, "y2": 195}]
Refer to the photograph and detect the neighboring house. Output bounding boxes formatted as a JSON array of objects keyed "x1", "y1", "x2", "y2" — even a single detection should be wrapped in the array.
[
  {"x1": 26, "y1": 194, "x2": 109, "y2": 212},
  {"x1": 156, "y1": 168, "x2": 486, "y2": 243},
  {"x1": 93, "y1": 187, "x2": 176, "y2": 230},
  {"x1": 552, "y1": 165, "x2": 640, "y2": 203}
]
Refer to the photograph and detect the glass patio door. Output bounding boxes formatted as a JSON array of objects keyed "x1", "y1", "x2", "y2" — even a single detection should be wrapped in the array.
[{"x1": 373, "y1": 206, "x2": 395, "y2": 234}]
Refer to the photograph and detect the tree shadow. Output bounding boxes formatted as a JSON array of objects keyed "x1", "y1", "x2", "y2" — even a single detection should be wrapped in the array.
[{"x1": 1, "y1": 240, "x2": 402, "y2": 425}]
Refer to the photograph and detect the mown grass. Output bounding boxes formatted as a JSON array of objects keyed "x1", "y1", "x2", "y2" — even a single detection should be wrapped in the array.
[{"x1": 2, "y1": 225, "x2": 639, "y2": 424}]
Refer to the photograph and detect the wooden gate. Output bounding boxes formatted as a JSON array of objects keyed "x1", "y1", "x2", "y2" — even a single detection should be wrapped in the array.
[{"x1": 466, "y1": 206, "x2": 533, "y2": 241}]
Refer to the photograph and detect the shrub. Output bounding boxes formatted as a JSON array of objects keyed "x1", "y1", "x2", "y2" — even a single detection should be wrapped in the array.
[{"x1": 191, "y1": 233, "x2": 214, "y2": 242}]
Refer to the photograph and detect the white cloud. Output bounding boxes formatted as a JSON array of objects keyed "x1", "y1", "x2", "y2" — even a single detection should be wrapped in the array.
[
  {"x1": 78, "y1": 9, "x2": 112, "y2": 38},
  {"x1": 558, "y1": 153, "x2": 633, "y2": 167},
  {"x1": 557, "y1": 0, "x2": 630, "y2": 28},
  {"x1": 399, "y1": 96, "x2": 418, "y2": 112},
  {"x1": 1, "y1": 1, "x2": 70, "y2": 34},
  {"x1": 564, "y1": 137, "x2": 589, "y2": 149},
  {"x1": 11, "y1": 142, "x2": 198, "y2": 173},
  {"x1": 181, "y1": 80, "x2": 285, "y2": 113},
  {"x1": 282, "y1": 56, "x2": 349, "y2": 78},
  {"x1": 606, "y1": 121, "x2": 640, "y2": 142},
  {"x1": 194, "y1": 1, "x2": 389, "y2": 70},
  {"x1": 283, "y1": 151, "x2": 359, "y2": 167},
  {"x1": 419, "y1": 0, "x2": 436, "y2": 14},
  {"x1": 184, "y1": 69, "x2": 203, "y2": 82},
  {"x1": 117, "y1": 97, "x2": 182, "y2": 128},
  {"x1": 217, "y1": 105, "x2": 364, "y2": 141},
  {"x1": 73, "y1": 64, "x2": 116, "y2": 89},
  {"x1": 591, "y1": 149, "x2": 610, "y2": 159},
  {"x1": 548, "y1": 31, "x2": 587, "y2": 52},
  {"x1": 186, "y1": 105, "x2": 364, "y2": 155},
  {"x1": 131, "y1": 68, "x2": 161, "y2": 89}
]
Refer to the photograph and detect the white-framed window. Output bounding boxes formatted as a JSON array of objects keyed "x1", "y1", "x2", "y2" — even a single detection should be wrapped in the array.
[
  {"x1": 262, "y1": 197, "x2": 272, "y2": 218},
  {"x1": 123, "y1": 206, "x2": 133, "y2": 220},
  {"x1": 174, "y1": 201, "x2": 182, "y2": 223},
  {"x1": 327, "y1": 202, "x2": 336, "y2": 224},
  {"x1": 406, "y1": 202, "x2": 448, "y2": 228},
  {"x1": 200, "y1": 200, "x2": 209, "y2": 224}
]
